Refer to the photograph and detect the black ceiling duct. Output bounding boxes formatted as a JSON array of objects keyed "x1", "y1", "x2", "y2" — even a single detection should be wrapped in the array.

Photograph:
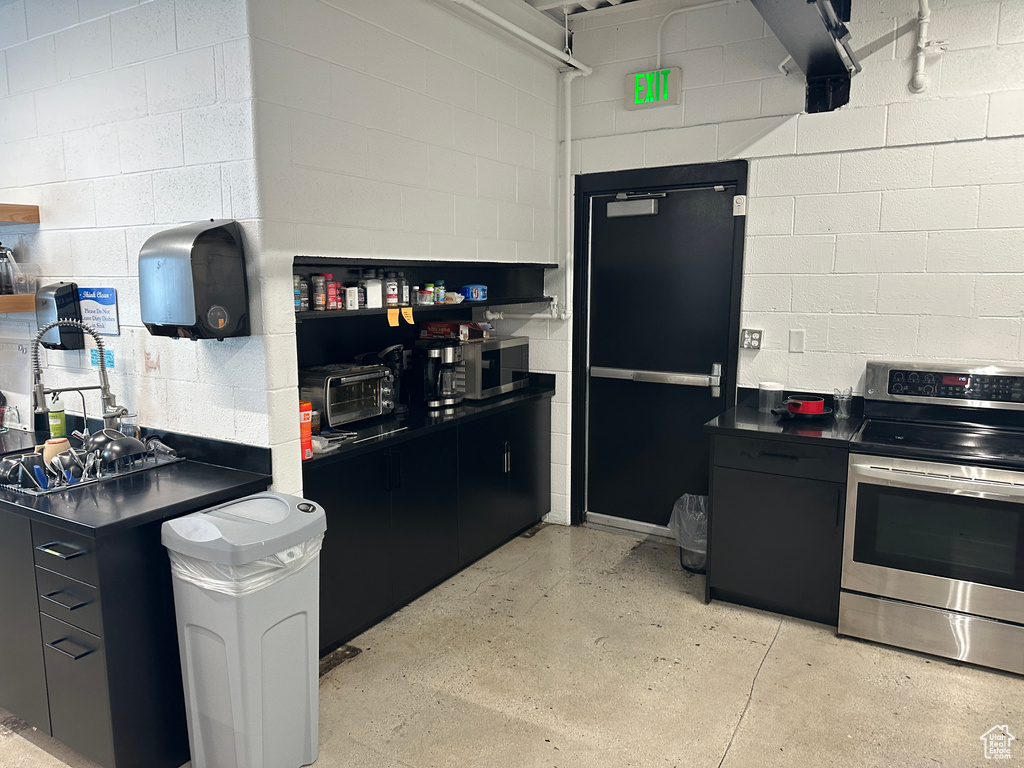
[{"x1": 749, "y1": 0, "x2": 861, "y2": 113}]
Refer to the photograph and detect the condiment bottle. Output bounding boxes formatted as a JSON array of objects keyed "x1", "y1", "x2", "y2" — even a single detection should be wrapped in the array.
[
  {"x1": 385, "y1": 271, "x2": 399, "y2": 306},
  {"x1": 435, "y1": 279, "x2": 446, "y2": 304},
  {"x1": 48, "y1": 397, "x2": 66, "y2": 438},
  {"x1": 398, "y1": 271, "x2": 410, "y2": 305}
]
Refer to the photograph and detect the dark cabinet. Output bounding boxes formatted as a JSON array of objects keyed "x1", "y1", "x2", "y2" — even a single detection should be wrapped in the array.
[
  {"x1": 0, "y1": 509, "x2": 50, "y2": 732},
  {"x1": 707, "y1": 434, "x2": 846, "y2": 626},
  {"x1": 458, "y1": 400, "x2": 550, "y2": 567},
  {"x1": 308, "y1": 397, "x2": 551, "y2": 654},
  {"x1": 305, "y1": 449, "x2": 393, "y2": 656},
  {"x1": 392, "y1": 429, "x2": 459, "y2": 606}
]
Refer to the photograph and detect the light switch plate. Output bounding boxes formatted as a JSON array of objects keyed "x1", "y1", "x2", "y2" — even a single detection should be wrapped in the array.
[
  {"x1": 741, "y1": 329, "x2": 763, "y2": 349},
  {"x1": 789, "y1": 329, "x2": 806, "y2": 353}
]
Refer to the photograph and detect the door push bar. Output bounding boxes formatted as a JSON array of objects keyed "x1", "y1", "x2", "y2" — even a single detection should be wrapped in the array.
[{"x1": 591, "y1": 363, "x2": 722, "y2": 397}]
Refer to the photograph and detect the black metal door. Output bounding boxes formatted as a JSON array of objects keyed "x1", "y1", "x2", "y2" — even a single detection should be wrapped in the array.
[{"x1": 585, "y1": 184, "x2": 741, "y2": 527}]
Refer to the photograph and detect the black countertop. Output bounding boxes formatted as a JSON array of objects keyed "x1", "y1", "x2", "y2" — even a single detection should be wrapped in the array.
[
  {"x1": 305, "y1": 380, "x2": 556, "y2": 467},
  {"x1": 705, "y1": 406, "x2": 863, "y2": 448},
  {"x1": 0, "y1": 460, "x2": 271, "y2": 538}
]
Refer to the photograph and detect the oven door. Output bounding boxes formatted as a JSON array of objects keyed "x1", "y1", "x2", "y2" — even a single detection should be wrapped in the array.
[
  {"x1": 326, "y1": 373, "x2": 384, "y2": 426},
  {"x1": 844, "y1": 454, "x2": 1024, "y2": 625}
]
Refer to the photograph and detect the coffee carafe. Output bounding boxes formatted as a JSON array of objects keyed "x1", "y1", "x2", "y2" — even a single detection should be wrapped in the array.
[{"x1": 414, "y1": 341, "x2": 463, "y2": 409}]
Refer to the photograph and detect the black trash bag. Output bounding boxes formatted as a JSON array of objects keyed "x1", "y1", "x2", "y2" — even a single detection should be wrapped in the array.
[{"x1": 668, "y1": 494, "x2": 707, "y2": 574}]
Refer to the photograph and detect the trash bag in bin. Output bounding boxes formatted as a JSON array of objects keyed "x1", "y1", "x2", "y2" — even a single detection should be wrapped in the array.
[{"x1": 668, "y1": 494, "x2": 707, "y2": 574}]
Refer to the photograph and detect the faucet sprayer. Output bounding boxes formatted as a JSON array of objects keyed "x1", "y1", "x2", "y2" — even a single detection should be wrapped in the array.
[{"x1": 31, "y1": 319, "x2": 127, "y2": 436}]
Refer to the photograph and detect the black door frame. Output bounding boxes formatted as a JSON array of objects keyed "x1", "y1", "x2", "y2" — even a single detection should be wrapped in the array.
[{"x1": 569, "y1": 160, "x2": 748, "y2": 526}]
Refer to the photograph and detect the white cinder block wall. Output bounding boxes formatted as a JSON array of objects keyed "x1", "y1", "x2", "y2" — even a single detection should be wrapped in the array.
[
  {"x1": 0, "y1": 0, "x2": 265, "y2": 443},
  {"x1": 246, "y1": 0, "x2": 567, "y2": 505},
  {"x1": 569, "y1": 0, "x2": 1024, "y2": 396}
]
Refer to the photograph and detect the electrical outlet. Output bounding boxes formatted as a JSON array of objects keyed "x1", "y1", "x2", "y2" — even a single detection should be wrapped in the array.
[{"x1": 741, "y1": 329, "x2": 763, "y2": 349}]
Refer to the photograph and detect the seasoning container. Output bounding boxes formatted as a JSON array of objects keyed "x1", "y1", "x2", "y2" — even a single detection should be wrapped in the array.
[
  {"x1": 365, "y1": 270, "x2": 383, "y2": 309},
  {"x1": 385, "y1": 271, "x2": 399, "y2": 306},
  {"x1": 327, "y1": 280, "x2": 341, "y2": 311},
  {"x1": 344, "y1": 285, "x2": 359, "y2": 311},
  {"x1": 293, "y1": 274, "x2": 301, "y2": 312},
  {"x1": 299, "y1": 400, "x2": 313, "y2": 460},
  {"x1": 398, "y1": 271, "x2": 410, "y2": 305},
  {"x1": 434, "y1": 279, "x2": 446, "y2": 304},
  {"x1": 311, "y1": 275, "x2": 327, "y2": 311},
  {"x1": 298, "y1": 278, "x2": 309, "y2": 311},
  {"x1": 420, "y1": 283, "x2": 435, "y2": 305}
]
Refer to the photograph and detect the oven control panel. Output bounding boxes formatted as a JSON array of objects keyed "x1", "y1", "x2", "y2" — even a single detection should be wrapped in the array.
[{"x1": 887, "y1": 369, "x2": 1024, "y2": 402}]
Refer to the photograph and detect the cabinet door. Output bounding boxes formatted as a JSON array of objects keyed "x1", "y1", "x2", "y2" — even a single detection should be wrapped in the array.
[
  {"x1": 710, "y1": 466, "x2": 844, "y2": 625},
  {"x1": 40, "y1": 614, "x2": 114, "y2": 768},
  {"x1": 304, "y1": 451, "x2": 392, "y2": 653},
  {"x1": 508, "y1": 400, "x2": 551, "y2": 535},
  {"x1": 391, "y1": 428, "x2": 459, "y2": 606},
  {"x1": 457, "y1": 413, "x2": 510, "y2": 566},
  {"x1": 0, "y1": 509, "x2": 50, "y2": 733}
]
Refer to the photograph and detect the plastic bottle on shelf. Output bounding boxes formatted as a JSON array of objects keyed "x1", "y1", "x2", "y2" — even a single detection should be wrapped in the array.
[
  {"x1": 398, "y1": 271, "x2": 410, "y2": 305},
  {"x1": 434, "y1": 279, "x2": 445, "y2": 304},
  {"x1": 385, "y1": 272, "x2": 399, "y2": 306}
]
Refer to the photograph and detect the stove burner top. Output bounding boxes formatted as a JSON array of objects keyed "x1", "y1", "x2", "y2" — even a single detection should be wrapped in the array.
[{"x1": 853, "y1": 419, "x2": 1024, "y2": 469}]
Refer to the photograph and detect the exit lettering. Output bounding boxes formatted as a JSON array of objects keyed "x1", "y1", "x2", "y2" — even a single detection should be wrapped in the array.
[
  {"x1": 624, "y1": 67, "x2": 681, "y2": 111},
  {"x1": 635, "y1": 69, "x2": 670, "y2": 105}
]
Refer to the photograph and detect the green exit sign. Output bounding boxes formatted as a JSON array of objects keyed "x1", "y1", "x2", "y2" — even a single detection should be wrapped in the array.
[{"x1": 625, "y1": 68, "x2": 681, "y2": 111}]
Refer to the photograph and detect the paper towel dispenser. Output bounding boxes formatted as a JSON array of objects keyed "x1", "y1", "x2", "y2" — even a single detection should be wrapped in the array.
[{"x1": 139, "y1": 219, "x2": 250, "y2": 340}]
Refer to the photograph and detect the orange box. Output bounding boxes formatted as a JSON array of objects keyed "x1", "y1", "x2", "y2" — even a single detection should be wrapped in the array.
[{"x1": 299, "y1": 399, "x2": 313, "y2": 460}]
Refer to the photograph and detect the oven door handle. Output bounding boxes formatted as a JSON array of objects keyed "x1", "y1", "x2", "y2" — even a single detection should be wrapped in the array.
[{"x1": 854, "y1": 465, "x2": 1024, "y2": 503}]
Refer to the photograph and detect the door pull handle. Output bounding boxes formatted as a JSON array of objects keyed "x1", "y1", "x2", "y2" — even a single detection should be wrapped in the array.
[
  {"x1": 591, "y1": 363, "x2": 723, "y2": 397},
  {"x1": 36, "y1": 541, "x2": 87, "y2": 560},
  {"x1": 41, "y1": 590, "x2": 90, "y2": 611},
  {"x1": 46, "y1": 637, "x2": 94, "y2": 661}
]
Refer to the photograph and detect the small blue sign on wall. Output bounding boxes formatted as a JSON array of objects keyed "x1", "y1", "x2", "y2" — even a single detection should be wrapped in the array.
[
  {"x1": 78, "y1": 288, "x2": 119, "y2": 336},
  {"x1": 90, "y1": 348, "x2": 115, "y2": 369}
]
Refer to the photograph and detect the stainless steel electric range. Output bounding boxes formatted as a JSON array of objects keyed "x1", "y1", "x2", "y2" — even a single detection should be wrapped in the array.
[{"x1": 841, "y1": 360, "x2": 1024, "y2": 675}]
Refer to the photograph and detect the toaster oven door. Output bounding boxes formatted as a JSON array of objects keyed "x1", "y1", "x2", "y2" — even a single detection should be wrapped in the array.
[{"x1": 326, "y1": 373, "x2": 384, "y2": 426}]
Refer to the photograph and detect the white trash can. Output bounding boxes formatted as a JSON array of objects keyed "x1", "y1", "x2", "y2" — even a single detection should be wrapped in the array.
[{"x1": 161, "y1": 492, "x2": 327, "y2": 768}]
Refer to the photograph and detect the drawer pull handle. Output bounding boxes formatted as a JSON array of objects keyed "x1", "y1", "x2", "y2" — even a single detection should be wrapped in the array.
[
  {"x1": 759, "y1": 452, "x2": 800, "y2": 461},
  {"x1": 46, "y1": 637, "x2": 94, "y2": 661},
  {"x1": 36, "y1": 541, "x2": 87, "y2": 560},
  {"x1": 41, "y1": 590, "x2": 90, "y2": 611}
]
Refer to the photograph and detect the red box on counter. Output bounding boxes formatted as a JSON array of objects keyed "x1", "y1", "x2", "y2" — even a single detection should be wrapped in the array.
[
  {"x1": 299, "y1": 400, "x2": 313, "y2": 460},
  {"x1": 418, "y1": 321, "x2": 493, "y2": 341}
]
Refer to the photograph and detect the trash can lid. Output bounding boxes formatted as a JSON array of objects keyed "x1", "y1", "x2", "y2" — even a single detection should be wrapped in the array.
[{"x1": 161, "y1": 491, "x2": 327, "y2": 565}]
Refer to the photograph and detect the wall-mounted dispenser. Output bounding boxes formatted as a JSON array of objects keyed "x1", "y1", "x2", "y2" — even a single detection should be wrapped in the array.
[
  {"x1": 36, "y1": 282, "x2": 85, "y2": 350},
  {"x1": 139, "y1": 219, "x2": 250, "y2": 340}
]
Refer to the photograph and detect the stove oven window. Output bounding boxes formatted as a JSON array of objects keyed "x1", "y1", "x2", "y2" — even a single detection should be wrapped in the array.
[{"x1": 853, "y1": 484, "x2": 1024, "y2": 589}]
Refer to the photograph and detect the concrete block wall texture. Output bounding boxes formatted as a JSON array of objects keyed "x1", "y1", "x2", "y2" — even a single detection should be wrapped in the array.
[
  {"x1": 569, "y1": 0, "x2": 1024, "y2": 396},
  {"x1": 247, "y1": 0, "x2": 565, "y2": 499},
  {"x1": 0, "y1": 0, "x2": 263, "y2": 442}
]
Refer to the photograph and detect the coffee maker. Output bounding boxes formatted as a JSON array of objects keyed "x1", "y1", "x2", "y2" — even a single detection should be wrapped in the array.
[{"x1": 412, "y1": 341, "x2": 464, "y2": 409}]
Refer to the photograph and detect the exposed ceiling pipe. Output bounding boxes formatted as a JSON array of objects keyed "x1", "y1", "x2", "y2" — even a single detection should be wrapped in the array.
[
  {"x1": 909, "y1": 0, "x2": 947, "y2": 93},
  {"x1": 447, "y1": 0, "x2": 593, "y2": 74},
  {"x1": 449, "y1": 0, "x2": 592, "y2": 322}
]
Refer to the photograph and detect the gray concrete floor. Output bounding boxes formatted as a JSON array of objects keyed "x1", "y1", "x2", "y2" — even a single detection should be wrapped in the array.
[{"x1": 3, "y1": 524, "x2": 1022, "y2": 767}]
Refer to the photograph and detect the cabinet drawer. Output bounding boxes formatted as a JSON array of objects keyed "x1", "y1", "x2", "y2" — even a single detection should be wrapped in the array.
[
  {"x1": 713, "y1": 435, "x2": 847, "y2": 483},
  {"x1": 39, "y1": 614, "x2": 114, "y2": 768},
  {"x1": 36, "y1": 567, "x2": 102, "y2": 637},
  {"x1": 31, "y1": 522, "x2": 98, "y2": 587}
]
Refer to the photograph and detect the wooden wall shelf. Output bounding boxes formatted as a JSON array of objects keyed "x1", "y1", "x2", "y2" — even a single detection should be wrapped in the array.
[
  {"x1": 0, "y1": 294, "x2": 35, "y2": 313},
  {"x1": 0, "y1": 204, "x2": 41, "y2": 224}
]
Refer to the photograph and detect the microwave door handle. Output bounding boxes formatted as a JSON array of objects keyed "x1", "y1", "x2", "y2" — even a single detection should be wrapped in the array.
[{"x1": 854, "y1": 466, "x2": 1024, "y2": 504}]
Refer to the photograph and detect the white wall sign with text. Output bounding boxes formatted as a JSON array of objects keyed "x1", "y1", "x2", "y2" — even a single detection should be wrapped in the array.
[{"x1": 78, "y1": 288, "x2": 119, "y2": 336}]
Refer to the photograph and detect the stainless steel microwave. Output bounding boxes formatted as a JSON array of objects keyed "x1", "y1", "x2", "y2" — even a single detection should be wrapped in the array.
[
  {"x1": 299, "y1": 363, "x2": 394, "y2": 427},
  {"x1": 461, "y1": 336, "x2": 529, "y2": 400}
]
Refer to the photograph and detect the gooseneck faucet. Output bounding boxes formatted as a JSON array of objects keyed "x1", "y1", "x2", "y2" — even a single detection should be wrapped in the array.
[{"x1": 31, "y1": 319, "x2": 127, "y2": 433}]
